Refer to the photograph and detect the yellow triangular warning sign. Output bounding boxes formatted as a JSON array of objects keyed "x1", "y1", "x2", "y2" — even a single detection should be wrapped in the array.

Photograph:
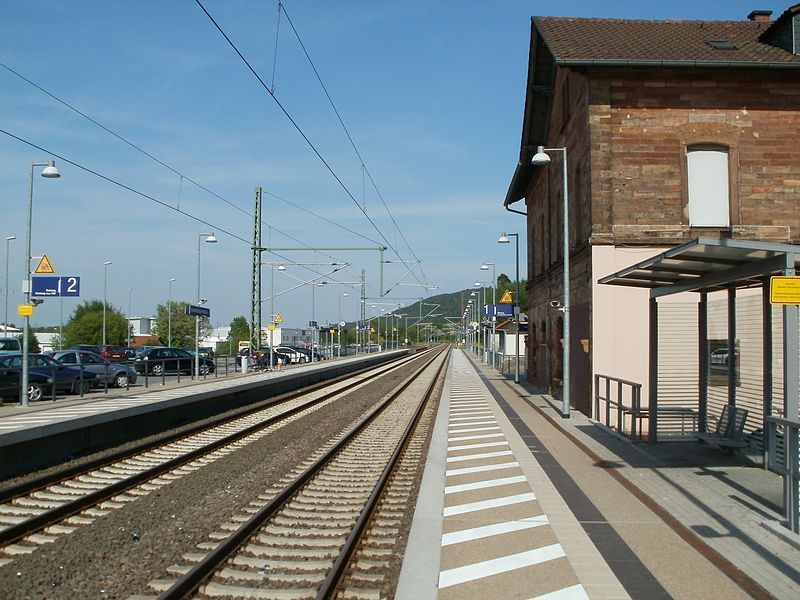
[
  {"x1": 500, "y1": 290, "x2": 513, "y2": 304},
  {"x1": 34, "y1": 254, "x2": 55, "y2": 274},
  {"x1": 274, "y1": 313, "x2": 284, "y2": 324}
]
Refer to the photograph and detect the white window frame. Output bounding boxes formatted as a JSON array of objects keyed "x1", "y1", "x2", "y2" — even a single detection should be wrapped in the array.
[{"x1": 687, "y1": 145, "x2": 730, "y2": 227}]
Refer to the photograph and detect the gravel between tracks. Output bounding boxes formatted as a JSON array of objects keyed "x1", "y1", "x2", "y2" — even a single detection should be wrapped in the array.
[{"x1": 0, "y1": 358, "x2": 438, "y2": 599}]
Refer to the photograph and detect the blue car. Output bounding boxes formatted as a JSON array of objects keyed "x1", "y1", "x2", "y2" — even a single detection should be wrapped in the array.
[{"x1": 0, "y1": 353, "x2": 97, "y2": 401}]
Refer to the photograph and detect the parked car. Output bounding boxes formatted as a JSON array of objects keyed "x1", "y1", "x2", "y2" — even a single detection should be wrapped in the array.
[
  {"x1": 69, "y1": 344, "x2": 127, "y2": 362},
  {"x1": 0, "y1": 337, "x2": 22, "y2": 356},
  {"x1": 124, "y1": 348, "x2": 137, "y2": 361},
  {"x1": 196, "y1": 346, "x2": 215, "y2": 359},
  {"x1": 0, "y1": 364, "x2": 53, "y2": 402},
  {"x1": 133, "y1": 347, "x2": 215, "y2": 376},
  {"x1": 0, "y1": 353, "x2": 97, "y2": 400},
  {"x1": 257, "y1": 348, "x2": 294, "y2": 368},
  {"x1": 283, "y1": 344, "x2": 325, "y2": 362},
  {"x1": 274, "y1": 346, "x2": 307, "y2": 364},
  {"x1": 51, "y1": 350, "x2": 137, "y2": 388}
]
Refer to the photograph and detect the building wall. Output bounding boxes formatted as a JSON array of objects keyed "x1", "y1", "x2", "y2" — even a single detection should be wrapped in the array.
[
  {"x1": 587, "y1": 67, "x2": 800, "y2": 245},
  {"x1": 526, "y1": 63, "x2": 800, "y2": 414}
]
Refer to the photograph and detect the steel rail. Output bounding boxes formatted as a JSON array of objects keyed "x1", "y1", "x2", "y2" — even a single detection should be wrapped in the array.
[
  {"x1": 157, "y1": 345, "x2": 448, "y2": 599},
  {"x1": 0, "y1": 351, "x2": 430, "y2": 548}
]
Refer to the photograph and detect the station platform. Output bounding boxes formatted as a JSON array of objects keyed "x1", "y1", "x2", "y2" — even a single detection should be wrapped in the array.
[{"x1": 398, "y1": 349, "x2": 800, "y2": 599}]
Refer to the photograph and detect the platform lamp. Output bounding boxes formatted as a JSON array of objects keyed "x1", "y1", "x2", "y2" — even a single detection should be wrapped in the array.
[
  {"x1": 531, "y1": 145, "x2": 570, "y2": 418},
  {"x1": 4, "y1": 236, "x2": 15, "y2": 336},
  {"x1": 103, "y1": 261, "x2": 112, "y2": 346},
  {"x1": 481, "y1": 261, "x2": 496, "y2": 368},
  {"x1": 498, "y1": 232, "x2": 520, "y2": 384},
  {"x1": 168, "y1": 278, "x2": 176, "y2": 347},
  {"x1": 195, "y1": 232, "x2": 217, "y2": 378},
  {"x1": 21, "y1": 160, "x2": 60, "y2": 407}
]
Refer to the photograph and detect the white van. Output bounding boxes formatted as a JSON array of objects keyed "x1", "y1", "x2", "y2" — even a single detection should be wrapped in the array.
[{"x1": 0, "y1": 337, "x2": 21, "y2": 355}]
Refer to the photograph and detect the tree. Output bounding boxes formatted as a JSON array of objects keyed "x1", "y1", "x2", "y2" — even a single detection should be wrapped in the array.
[
  {"x1": 62, "y1": 300, "x2": 130, "y2": 348},
  {"x1": 227, "y1": 315, "x2": 250, "y2": 354},
  {"x1": 151, "y1": 301, "x2": 212, "y2": 348},
  {"x1": 17, "y1": 331, "x2": 40, "y2": 353}
]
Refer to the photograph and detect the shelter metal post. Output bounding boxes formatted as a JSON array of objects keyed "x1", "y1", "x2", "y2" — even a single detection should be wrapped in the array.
[
  {"x1": 782, "y1": 253, "x2": 799, "y2": 530},
  {"x1": 699, "y1": 292, "x2": 708, "y2": 433},
  {"x1": 648, "y1": 297, "x2": 658, "y2": 445},
  {"x1": 728, "y1": 288, "x2": 737, "y2": 406},
  {"x1": 762, "y1": 281, "x2": 773, "y2": 468}
]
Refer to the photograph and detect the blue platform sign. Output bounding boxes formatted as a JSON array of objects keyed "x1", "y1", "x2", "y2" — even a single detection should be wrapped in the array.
[
  {"x1": 483, "y1": 303, "x2": 514, "y2": 318},
  {"x1": 32, "y1": 276, "x2": 80, "y2": 297},
  {"x1": 186, "y1": 304, "x2": 211, "y2": 317}
]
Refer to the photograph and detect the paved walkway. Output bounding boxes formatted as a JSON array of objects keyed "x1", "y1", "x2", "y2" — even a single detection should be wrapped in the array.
[{"x1": 399, "y1": 349, "x2": 800, "y2": 599}]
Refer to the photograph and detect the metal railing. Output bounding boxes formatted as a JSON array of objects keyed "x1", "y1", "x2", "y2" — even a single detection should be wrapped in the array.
[
  {"x1": 766, "y1": 415, "x2": 799, "y2": 534},
  {"x1": 594, "y1": 374, "x2": 643, "y2": 441}
]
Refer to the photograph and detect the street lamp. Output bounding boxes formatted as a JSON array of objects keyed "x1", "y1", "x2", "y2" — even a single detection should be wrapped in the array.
[
  {"x1": 338, "y1": 291, "x2": 348, "y2": 358},
  {"x1": 21, "y1": 160, "x2": 60, "y2": 407},
  {"x1": 498, "y1": 232, "x2": 520, "y2": 384},
  {"x1": 103, "y1": 261, "x2": 112, "y2": 346},
  {"x1": 475, "y1": 280, "x2": 485, "y2": 361},
  {"x1": 127, "y1": 287, "x2": 133, "y2": 347},
  {"x1": 168, "y1": 278, "x2": 176, "y2": 347},
  {"x1": 531, "y1": 145, "x2": 570, "y2": 418},
  {"x1": 196, "y1": 233, "x2": 217, "y2": 378},
  {"x1": 481, "y1": 261, "x2": 496, "y2": 368},
  {"x1": 4, "y1": 236, "x2": 15, "y2": 336}
]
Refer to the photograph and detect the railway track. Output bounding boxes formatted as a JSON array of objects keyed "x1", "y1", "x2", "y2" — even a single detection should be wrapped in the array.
[
  {"x1": 0, "y1": 349, "x2": 435, "y2": 564},
  {"x1": 148, "y1": 344, "x2": 449, "y2": 599}
]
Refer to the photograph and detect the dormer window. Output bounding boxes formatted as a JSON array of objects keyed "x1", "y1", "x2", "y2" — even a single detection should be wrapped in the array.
[{"x1": 705, "y1": 40, "x2": 737, "y2": 50}]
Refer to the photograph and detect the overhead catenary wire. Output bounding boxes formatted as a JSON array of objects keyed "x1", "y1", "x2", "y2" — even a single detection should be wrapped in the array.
[
  {"x1": 1, "y1": 126, "x2": 361, "y2": 289},
  {"x1": 0, "y1": 60, "x2": 381, "y2": 264},
  {"x1": 194, "y1": 0, "x2": 422, "y2": 285},
  {"x1": 278, "y1": 2, "x2": 426, "y2": 280},
  {"x1": 0, "y1": 127, "x2": 249, "y2": 246}
]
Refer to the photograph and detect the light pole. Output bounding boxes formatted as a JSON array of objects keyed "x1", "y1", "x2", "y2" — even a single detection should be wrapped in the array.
[
  {"x1": 498, "y1": 232, "x2": 520, "y2": 384},
  {"x1": 481, "y1": 262, "x2": 496, "y2": 368},
  {"x1": 195, "y1": 233, "x2": 217, "y2": 378},
  {"x1": 532, "y1": 145, "x2": 570, "y2": 418},
  {"x1": 103, "y1": 261, "x2": 112, "y2": 346},
  {"x1": 22, "y1": 160, "x2": 60, "y2": 407},
  {"x1": 168, "y1": 278, "x2": 176, "y2": 347},
  {"x1": 475, "y1": 280, "x2": 486, "y2": 361},
  {"x1": 338, "y1": 291, "x2": 348, "y2": 358},
  {"x1": 127, "y1": 287, "x2": 133, "y2": 347},
  {"x1": 4, "y1": 236, "x2": 15, "y2": 336}
]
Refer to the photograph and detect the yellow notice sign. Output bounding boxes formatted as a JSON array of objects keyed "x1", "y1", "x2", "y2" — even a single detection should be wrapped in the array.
[
  {"x1": 274, "y1": 313, "x2": 284, "y2": 324},
  {"x1": 34, "y1": 254, "x2": 55, "y2": 274},
  {"x1": 267, "y1": 324, "x2": 277, "y2": 331},
  {"x1": 500, "y1": 290, "x2": 514, "y2": 304},
  {"x1": 17, "y1": 304, "x2": 33, "y2": 317},
  {"x1": 770, "y1": 276, "x2": 800, "y2": 304}
]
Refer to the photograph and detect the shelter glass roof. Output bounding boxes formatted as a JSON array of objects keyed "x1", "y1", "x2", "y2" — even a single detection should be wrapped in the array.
[{"x1": 598, "y1": 237, "x2": 800, "y2": 298}]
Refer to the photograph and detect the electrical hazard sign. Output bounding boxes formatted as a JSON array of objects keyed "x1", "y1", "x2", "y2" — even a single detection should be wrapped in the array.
[
  {"x1": 500, "y1": 290, "x2": 513, "y2": 304},
  {"x1": 34, "y1": 254, "x2": 55, "y2": 274}
]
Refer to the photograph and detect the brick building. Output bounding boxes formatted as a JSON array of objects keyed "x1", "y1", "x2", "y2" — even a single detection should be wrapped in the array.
[{"x1": 505, "y1": 6, "x2": 800, "y2": 417}]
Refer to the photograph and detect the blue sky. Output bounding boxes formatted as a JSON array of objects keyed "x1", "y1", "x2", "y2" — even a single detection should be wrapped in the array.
[{"x1": 0, "y1": 1, "x2": 790, "y2": 331}]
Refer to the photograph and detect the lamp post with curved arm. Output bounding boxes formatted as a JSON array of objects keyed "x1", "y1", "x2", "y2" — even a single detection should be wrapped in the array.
[
  {"x1": 195, "y1": 233, "x2": 217, "y2": 378},
  {"x1": 21, "y1": 160, "x2": 60, "y2": 406},
  {"x1": 498, "y1": 232, "x2": 520, "y2": 384},
  {"x1": 531, "y1": 145, "x2": 571, "y2": 418},
  {"x1": 481, "y1": 261, "x2": 496, "y2": 368}
]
